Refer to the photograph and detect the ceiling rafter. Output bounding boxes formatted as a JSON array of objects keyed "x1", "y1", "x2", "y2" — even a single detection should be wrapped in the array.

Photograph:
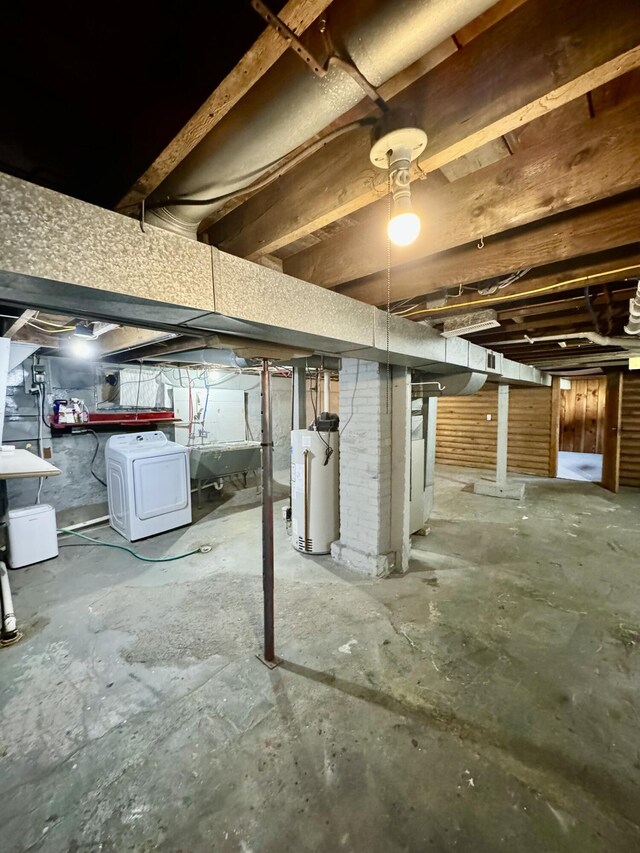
[
  {"x1": 336, "y1": 193, "x2": 640, "y2": 306},
  {"x1": 116, "y1": 0, "x2": 334, "y2": 212},
  {"x1": 285, "y1": 102, "x2": 640, "y2": 287},
  {"x1": 204, "y1": 0, "x2": 640, "y2": 260}
]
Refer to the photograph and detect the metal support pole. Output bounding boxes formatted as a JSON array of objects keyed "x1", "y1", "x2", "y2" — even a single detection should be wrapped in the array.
[
  {"x1": 496, "y1": 384, "x2": 509, "y2": 487},
  {"x1": 259, "y1": 358, "x2": 277, "y2": 666},
  {"x1": 292, "y1": 366, "x2": 306, "y2": 429}
]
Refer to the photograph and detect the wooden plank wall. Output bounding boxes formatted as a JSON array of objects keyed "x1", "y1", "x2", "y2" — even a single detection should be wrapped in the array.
[
  {"x1": 560, "y1": 377, "x2": 607, "y2": 453},
  {"x1": 620, "y1": 373, "x2": 640, "y2": 487},
  {"x1": 436, "y1": 383, "x2": 556, "y2": 477}
]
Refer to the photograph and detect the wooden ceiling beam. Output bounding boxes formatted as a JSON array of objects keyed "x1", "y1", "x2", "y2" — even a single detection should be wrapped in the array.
[
  {"x1": 98, "y1": 326, "x2": 177, "y2": 357},
  {"x1": 337, "y1": 193, "x2": 640, "y2": 305},
  {"x1": 116, "y1": 0, "x2": 333, "y2": 211},
  {"x1": 496, "y1": 288, "x2": 635, "y2": 321},
  {"x1": 3, "y1": 310, "x2": 38, "y2": 339},
  {"x1": 405, "y1": 248, "x2": 640, "y2": 320},
  {"x1": 206, "y1": 0, "x2": 640, "y2": 260},
  {"x1": 287, "y1": 103, "x2": 640, "y2": 287}
]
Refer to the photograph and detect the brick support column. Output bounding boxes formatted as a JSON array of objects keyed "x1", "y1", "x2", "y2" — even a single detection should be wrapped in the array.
[{"x1": 331, "y1": 359, "x2": 410, "y2": 576}]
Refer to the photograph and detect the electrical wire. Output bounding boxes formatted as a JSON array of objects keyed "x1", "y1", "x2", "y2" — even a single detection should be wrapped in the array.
[
  {"x1": 56, "y1": 528, "x2": 209, "y2": 562},
  {"x1": 584, "y1": 286, "x2": 602, "y2": 335},
  {"x1": 476, "y1": 267, "x2": 531, "y2": 296},
  {"x1": 29, "y1": 316, "x2": 73, "y2": 328},
  {"x1": 134, "y1": 361, "x2": 143, "y2": 410},
  {"x1": 35, "y1": 386, "x2": 44, "y2": 504},
  {"x1": 75, "y1": 429, "x2": 107, "y2": 487},
  {"x1": 147, "y1": 119, "x2": 375, "y2": 210},
  {"x1": 39, "y1": 382, "x2": 51, "y2": 428},
  {"x1": 402, "y1": 264, "x2": 640, "y2": 318},
  {"x1": 26, "y1": 321, "x2": 75, "y2": 334},
  {"x1": 309, "y1": 367, "x2": 333, "y2": 466}
]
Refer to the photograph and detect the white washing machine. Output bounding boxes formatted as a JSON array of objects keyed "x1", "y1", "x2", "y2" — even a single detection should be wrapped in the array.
[{"x1": 106, "y1": 432, "x2": 192, "y2": 541}]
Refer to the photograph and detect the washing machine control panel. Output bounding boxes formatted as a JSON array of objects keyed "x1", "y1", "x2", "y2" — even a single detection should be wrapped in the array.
[{"x1": 109, "y1": 431, "x2": 168, "y2": 447}]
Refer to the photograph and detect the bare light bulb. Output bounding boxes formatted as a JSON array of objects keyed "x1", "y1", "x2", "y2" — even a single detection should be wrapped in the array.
[
  {"x1": 388, "y1": 211, "x2": 421, "y2": 246},
  {"x1": 68, "y1": 337, "x2": 96, "y2": 359}
]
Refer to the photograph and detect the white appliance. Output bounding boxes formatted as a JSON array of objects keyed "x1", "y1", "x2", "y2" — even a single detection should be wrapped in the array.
[
  {"x1": 7, "y1": 504, "x2": 58, "y2": 568},
  {"x1": 106, "y1": 432, "x2": 192, "y2": 542},
  {"x1": 291, "y1": 428, "x2": 339, "y2": 554}
]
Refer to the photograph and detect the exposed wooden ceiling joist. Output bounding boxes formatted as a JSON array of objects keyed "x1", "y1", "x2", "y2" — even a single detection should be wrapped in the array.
[
  {"x1": 205, "y1": 0, "x2": 640, "y2": 260},
  {"x1": 98, "y1": 326, "x2": 177, "y2": 357},
  {"x1": 285, "y1": 101, "x2": 640, "y2": 287},
  {"x1": 116, "y1": 0, "x2": 334, "y2": 212},
  {"x1": 197, "y1": 1, "x2": 526, "y2": 235},
  {"x1": 406, "y1": 249, "x2": 640, "y2": 320},
  {"x1": 336, "y1": 193, "x2": 640, "y2": 305},
  {"x1": 3, "y1": 310, "x2": 38, "y2": 339},
  {"x1": 496, "y1": 287, "x2": 636, "y2": 321}
]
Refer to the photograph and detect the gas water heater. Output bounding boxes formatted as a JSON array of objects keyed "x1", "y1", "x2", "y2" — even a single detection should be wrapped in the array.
[{"x1": 290, "y1": 412, "x2": 339, "y2": 555}]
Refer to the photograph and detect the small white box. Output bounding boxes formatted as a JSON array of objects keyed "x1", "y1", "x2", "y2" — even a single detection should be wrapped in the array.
[{"x1": 7, "y1": 504, "x2": 58, "y2": 568}]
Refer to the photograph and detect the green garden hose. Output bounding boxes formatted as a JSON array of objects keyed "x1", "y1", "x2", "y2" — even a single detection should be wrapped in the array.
[{"x1": 57, "y1": 528, "x2": 211, "y2": 563}]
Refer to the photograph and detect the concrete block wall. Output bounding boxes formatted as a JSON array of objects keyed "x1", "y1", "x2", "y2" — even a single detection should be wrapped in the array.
[
  {"x1": 3, "y1": 356, "x2": 293, "y2": 519},
  {"x1": 331, "y1": 359, "x2": 401, "y2": 576}
]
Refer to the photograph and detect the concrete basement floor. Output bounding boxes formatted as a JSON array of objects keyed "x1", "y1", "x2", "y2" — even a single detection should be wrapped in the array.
[{"x1": 1, "y1": 467, "x2": 640, "y2": 852}]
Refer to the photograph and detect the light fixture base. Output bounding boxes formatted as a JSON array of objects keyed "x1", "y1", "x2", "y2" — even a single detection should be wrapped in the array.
[{"x1": 370, "y1": 126, "x2": 427, "y2": 168}]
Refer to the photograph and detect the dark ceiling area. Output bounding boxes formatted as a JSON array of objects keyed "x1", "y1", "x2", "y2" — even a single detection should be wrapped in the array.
[{"x1": 0, "y1": 1, "x2": 285, "y2": 208}]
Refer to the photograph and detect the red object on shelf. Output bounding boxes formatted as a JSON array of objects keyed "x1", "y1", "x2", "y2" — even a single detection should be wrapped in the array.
[{"x1": 50, "y1": 411, "x2": 179, "y2": 430}]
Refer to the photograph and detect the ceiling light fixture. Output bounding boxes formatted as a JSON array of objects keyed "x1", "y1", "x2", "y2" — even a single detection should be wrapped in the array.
[
  {"x1": 369, "y1": 110, "x2": 427, "y2": 247},
  {"x1": 68, "y1": 337, "x2": 96, "y2": 359}
]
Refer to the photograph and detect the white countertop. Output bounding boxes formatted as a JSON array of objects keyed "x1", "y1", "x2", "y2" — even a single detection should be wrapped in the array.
[{"x1": 0, "y1": 449, "x2": 61, "y2": 479}]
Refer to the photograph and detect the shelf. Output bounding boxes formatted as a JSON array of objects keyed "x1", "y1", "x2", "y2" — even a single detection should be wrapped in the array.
[{"x1": 50, "y1": 412, "x2": 180, "y2": 431}]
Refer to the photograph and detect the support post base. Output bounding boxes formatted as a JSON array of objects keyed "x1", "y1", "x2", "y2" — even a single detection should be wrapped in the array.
[
  {"x1": 331, "y1": 541, "x2": 395, "y2": 577},
  {"x1": 473, "y1": 480, "x2": 525, "y2": 501},
  {"x1": 256, "y1": 654, "x2": 282, "y2": 670}
]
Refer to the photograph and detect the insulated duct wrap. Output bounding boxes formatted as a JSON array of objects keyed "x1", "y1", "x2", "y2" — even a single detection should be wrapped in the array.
[{"x1": 147, "y1": 0, "x2": 497, "y2": 238}]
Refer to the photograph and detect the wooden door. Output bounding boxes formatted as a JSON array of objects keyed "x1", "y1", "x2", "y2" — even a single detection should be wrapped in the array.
[
  {"x1": 560, "y1": 376, "x2": 607, "y2": 453},
  {"x1": 602, "y1": 372, "x2": 623, "y2": 492}
]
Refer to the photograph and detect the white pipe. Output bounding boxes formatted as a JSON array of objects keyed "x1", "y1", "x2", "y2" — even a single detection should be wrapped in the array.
[
  {"x1": 60, "y1": 481, "x2": 235, "y2": 536},
  {"x1": 625, "y1": 280, "x2": 640, "y2": 335},
  {"x1": 59, "y1": 514, "x2": 110, "y2": 533},
  {"x1": 490, "y1": 331, "x2": 640, "y2": 350},
  {"x1": 323, "y1": 371, "x2": 331, "y2": 412},
  {"x1": 0, "y1": 561, "x2": 17, "y2": 637}
]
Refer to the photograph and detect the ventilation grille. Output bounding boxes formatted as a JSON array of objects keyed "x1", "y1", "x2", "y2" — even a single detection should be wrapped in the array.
[
  {"x1": 296, "y1": 536, "x2": 314, "y2": 553},
  {"x1": 442, "y1": 309, "x2": 500, "y2": 338}
]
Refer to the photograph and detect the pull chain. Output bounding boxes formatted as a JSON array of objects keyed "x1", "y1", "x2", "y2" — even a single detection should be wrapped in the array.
[{"x1": 386, "y1": 164, "x2": 392, "y2": 414}]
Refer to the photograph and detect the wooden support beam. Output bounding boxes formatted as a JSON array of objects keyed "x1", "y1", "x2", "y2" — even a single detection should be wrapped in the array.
[
  {"x1": 496, "y1": 287, "x2": 636, "y2": 321},
  {"x1": 409, "y1": 249, "x2": 640, "y2": 320},
  {"x1": 12, "y1": 327, "x2": 61, "y2": 349},
  {"x1": 287, "y1": 103, "x2": 640, "y2": 287},
  {"x1": 3, "y1": 310, "x2": 37, "y2": 339},
  {"x1": 337, "y1": 193, "x2": 640, "y2": 305},
  {"x1": 284, "y1": 106, "x2": 640, "y2": 286},
  {"x1": 206, "y1": 0, "x2": 640, "y2": 259},
  {"x1": 98, "y1": 326, "x2": 176, "y2": 357},
  {"x1": 116, "y1": 0, "x2": 333, "y2": 211}
]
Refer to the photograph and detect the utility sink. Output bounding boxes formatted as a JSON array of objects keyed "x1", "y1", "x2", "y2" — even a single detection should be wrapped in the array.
[{"x1": 188, "y1": 441, "x2": 261, "y2": 482}]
